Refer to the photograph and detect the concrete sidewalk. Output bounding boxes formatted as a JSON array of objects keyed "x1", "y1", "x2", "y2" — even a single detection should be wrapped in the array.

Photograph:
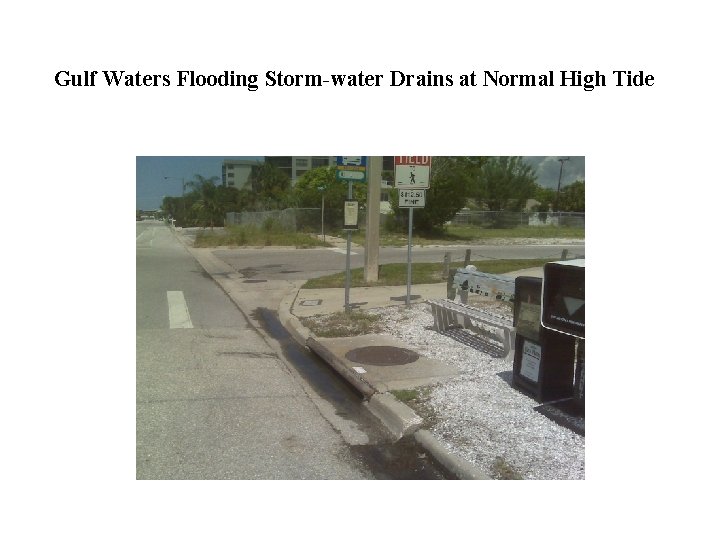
[
  {"x1": 292, "y1": 266, "x2": 543, "y2": 318},
  {"x1": 293, "y1": 283, "x2": 448, "y2": 316}
]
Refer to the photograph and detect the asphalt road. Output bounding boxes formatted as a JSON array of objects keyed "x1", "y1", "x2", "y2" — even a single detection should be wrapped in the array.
[
  {"x1": 206, "y1": 237, "x2": 584, "y2": 281},
  {"x1": 137, "y1": 222, "x2": 376, "y2": 479}
]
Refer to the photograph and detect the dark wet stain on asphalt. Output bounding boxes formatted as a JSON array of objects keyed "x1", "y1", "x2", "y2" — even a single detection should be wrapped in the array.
[{"x1": 349, "y1": 438, "x2": 450, "y2": 480}]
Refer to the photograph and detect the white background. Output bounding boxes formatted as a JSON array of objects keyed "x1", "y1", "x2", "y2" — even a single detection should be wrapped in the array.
[{"x1": 2, "y1": 1, "x2": 718, "y2": 538}]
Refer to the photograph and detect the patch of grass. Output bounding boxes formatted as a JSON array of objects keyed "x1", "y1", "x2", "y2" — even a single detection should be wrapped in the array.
[
  {"x1": 491, "y1": 457, "x2": 523, "y2": 480},
  {"x1": 301, "y1": 311, "x2": 383, "y2": 338},
  {"x1": 194, "y1": 224, "x2": 330, "y2": 249},
  {"x1": 303, "y1": 263, "x2": 443, "y2": 289},
  {"x1": 302, "y1": 258, "x2": 557, "y2": 289},
  {"x1": 389, "y1": 389, "x2": 420, "y2": 402},
  {"x1": 389, "y1": 386, "x2": 438, "y2": 429}
]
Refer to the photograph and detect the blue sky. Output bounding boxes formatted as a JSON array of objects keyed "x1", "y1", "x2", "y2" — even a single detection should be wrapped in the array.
[
  {"x1": 136, "y1": 156, "x2": 264, "y2": 210},
  {"x1": 135, "y1": 155, "x2": 584, "y2": 210}
]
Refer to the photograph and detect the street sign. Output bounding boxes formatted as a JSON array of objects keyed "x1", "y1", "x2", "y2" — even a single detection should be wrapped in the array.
[
  {"x1": 336, "y1": 156, "x2": 367, "y2": 182},
  {"x1": 398, "y1": 189, "x2": 426, "y2": 208},
  {"x1": 336, "y1": 170, "x2": 366, "y2": 181},
  {"x1": 394, "y1": 157, "x2": 433, "y2": 307},
  {"x1": 394, "y1": 156, "x2": 432, "y2": 188},
  {"x1": 337, "y1": 156, "x2": 366, "y2": 168}
]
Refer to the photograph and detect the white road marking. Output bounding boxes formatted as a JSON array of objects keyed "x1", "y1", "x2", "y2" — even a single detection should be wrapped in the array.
[
  {"x1": 167, "y1": 291, "x2": 193, "y2": 328},
  {"x1": 327, "y1": 247, "x2": 358, "y2": 255},
  {"x1": 136, "y1": 227, "x2": 155, "y2": 247}
]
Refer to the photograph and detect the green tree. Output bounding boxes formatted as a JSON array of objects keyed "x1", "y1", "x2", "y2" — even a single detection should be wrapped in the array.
[
  {"x1": 474, "y1": 156, "x2": 538, "y2": 211},
  {"x1": 186, "y1": 175, "x2": 226, "y2": 229},
  {"x1": 533, "y1": 186, "x2": 556, "y2": 212},
  {"x1": 534, "y1": 181, "x2": 585, "y2": 212},
  {"x1": 557, "y1": 180, "x2": 585, "y2": 211},
  {"x1": 248, "y1": 162, "x2": 292, "y2": 209},
  {"x1": 234, "y1": 188, "x2": 259, "y2": 211},
  {"x1": 161, "y1": 196, "x2": 187, "y2": 225},
  {"x1": 291, "y1": 166, "x2": 367, "y2": 229},
  {"x1": 216, "y1": 185, "x2": 241, "y2": 209}
]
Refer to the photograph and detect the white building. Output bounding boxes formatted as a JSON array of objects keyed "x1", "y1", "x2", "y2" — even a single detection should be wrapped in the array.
[
  {"x1": 264, "y1": 156, "x2": 335, "y2": 184},
  {"x1": 221, "y1": 159, "x2": 262, "y2": 189}
]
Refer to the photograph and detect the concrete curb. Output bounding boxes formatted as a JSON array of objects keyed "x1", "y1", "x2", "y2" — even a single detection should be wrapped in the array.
[
  {"x1": 414, "y1": 430, "x2": 491, "y2": 480},
  {"x1": 306, "y1": 337, "x2": 377, "y2": 399},
  {"x1": 279, "y1": 289, "x2": 426, "y2": 440},
  {"x1": 365, "y1": 393, "x2": 422, "y2": 441},
  {"x1": 277, "y1": 287, "x2": 311, "y2": 346},
  {"x1": 305, "y1": 334, "x2": 425, "y2": 442}
]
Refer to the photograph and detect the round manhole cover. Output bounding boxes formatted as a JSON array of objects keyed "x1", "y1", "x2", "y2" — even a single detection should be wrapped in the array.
[{"x1": 345, "y1": 346, "x2": 419, "y2": 366}]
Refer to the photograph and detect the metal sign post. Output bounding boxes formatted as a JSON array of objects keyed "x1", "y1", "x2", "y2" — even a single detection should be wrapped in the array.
[
  {"x1": 318, "y1": 186, "x2": 326, "y2": 243},
  {"x1": 337, "y1": 157, "x2": 366, "y2": 312},
  {"x1": 406, "y1": 207, "x2": 414, "y2": 306},
  {"x1": 395, "y1": 156, "x2": 432, "y2": 307},
  {"x1": 344, "y1": 180, "x2": 355, "y2": 312}
]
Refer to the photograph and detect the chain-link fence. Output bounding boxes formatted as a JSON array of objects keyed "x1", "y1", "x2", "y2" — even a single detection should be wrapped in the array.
[
  {"x1": 226, "y1": 208, "x2": 378, "y2": 234},
  {"x1": 451, "y1": 211, "x2": 585, "y2": 229},
  {"x1": 225, "y1": 209, "x2": 584, "y2": 234},
  {"x1": 225, "y1": 208, "x2": 329, "y2": 232}
]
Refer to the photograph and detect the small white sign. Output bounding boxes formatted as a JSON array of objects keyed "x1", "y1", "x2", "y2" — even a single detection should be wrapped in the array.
[
  {"x1": 398, "y1": 189, "x2": 426, "y2": 208},
  {"x1": 352, "y1": 366, "x2": 367, "y2": 374},
  {"x1": 520, "y1": 341, "x2": 541, "y2": 382},
  {"x1": 337, "y1": 170, "x2": 366, "y2": 181},
  {"x1": 344, "y1": 200, "x2": 359, "y2": 229}
]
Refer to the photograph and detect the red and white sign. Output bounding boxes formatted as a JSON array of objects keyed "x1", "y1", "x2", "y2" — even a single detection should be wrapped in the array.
[
  {"x1": 394, "y1": 156, "x2": 432, "y2": 166},
  {"x1": 394, "y1": 156, "x2": 432, "y2": 188}
]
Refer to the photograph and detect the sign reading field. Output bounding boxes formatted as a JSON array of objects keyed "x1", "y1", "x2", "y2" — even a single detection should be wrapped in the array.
[{"x1": 394, "y1": 156, "x2": 432, "y2": 188}]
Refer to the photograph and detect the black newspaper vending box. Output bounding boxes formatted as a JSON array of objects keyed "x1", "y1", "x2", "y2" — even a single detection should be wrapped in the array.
[
  {"x1": 542, "y1": 260, "x2": 585, "y2": 411},
  {"x1": 512, "y1": 276, "x2": 576, "y2": 402},
  {"x1": 541, "y1": 260, "x2": 585, "y2": 338}
]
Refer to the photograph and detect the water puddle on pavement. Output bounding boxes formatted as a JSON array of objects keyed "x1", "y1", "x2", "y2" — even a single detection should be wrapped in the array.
[
  {"x1": 348, "y1": 438, "x2": 449, "y2": 480},
  {"x1": 254, "y1": 308, "x2": 452, "y2": 480}
]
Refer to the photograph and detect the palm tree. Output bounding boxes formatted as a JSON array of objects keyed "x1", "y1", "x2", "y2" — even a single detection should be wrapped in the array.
[
  {"x1": 187, "y1": 175, "x2": 224, "y2": 229},
  {"x1": 161, "y1": 196, "x2": 184, "y2": 224}
]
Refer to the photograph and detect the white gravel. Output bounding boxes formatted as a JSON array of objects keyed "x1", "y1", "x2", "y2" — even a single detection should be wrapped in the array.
[{"x1": 369, "y1": 302, "x2": 585, "y2": 480}]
